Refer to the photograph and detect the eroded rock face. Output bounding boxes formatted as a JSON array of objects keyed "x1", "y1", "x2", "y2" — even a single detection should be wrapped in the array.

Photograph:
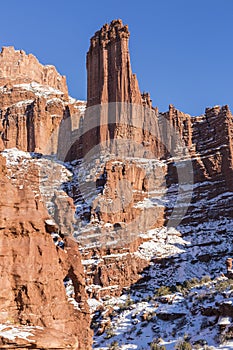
[
  {"x1": 91, "y1": 159, "x2": 166, "y2": 226},
  {"x1": 0, "y1": 151, "x2": 92, "y2": 349},
  {"x1": 0, "y1": 46, "x2": 68, "y2": 94},
  {"x1": 68, "y1": 19, "x2": 153, "y2": 160},
  {"x1": 87, "y1": 19, "x2": 143, "y2": 107},
  {"x1": 70, "y1": 20, "x2": 233, "y2": 299},
  {"x1": 0, "y1": 47, "x2": 86, "y2": 155},
  {"x1": 1, "y1": 18, "x2": 233, "y2": 346}
]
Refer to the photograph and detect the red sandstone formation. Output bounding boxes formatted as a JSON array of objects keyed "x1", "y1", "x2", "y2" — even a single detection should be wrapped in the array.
[
  {"x1": 69, "y1": 20, "x2": 233, "y2": 297},
  {"x1": 0, "y1": 47, "x2": 85, "y2": 155},
  {"x1": 0, "y1": 46, "x2": 67, "y2": 94},
  {"x1": 0, "y1": 152, "x2": 92, "y2": 349},
  {"x1": 87, "y1": 19, "x2": 143, "y2": 107},
  {"x1": 1, "y1": 18, "x2": 233, "y2": 347},
  {"x1": 68, "y1": 19, "x2": 153, "y2": 160},
  {"x1": 226, "y1": 258, "x2": 232, "y2": 271}
]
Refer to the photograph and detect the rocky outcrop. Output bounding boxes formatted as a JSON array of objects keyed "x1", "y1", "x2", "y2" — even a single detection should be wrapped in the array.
[
  {"x1": 67, "y1": 20, "x2": 153, "y2": 160},
  {"x1": 0, "y1": 47, "x2": 86, "y2": 155},
  {"x1": 0, "y1": 83, "x2": 85, "y2": 155},
  {"x1": 0, "y1": 46, "x2": 67, "y2": 94},
  {"x1": 0, "y1": 151, "x2": 92, "y2": 349},
  {"x1": 69, "y1": 20, "x2": 233, "y2": 298},
  {"x1": 1, "y1": 18, "x2": 233, "y2": 345},
  {"x1": 90, "y1": 159, "x2": 166, "y2": 226}
]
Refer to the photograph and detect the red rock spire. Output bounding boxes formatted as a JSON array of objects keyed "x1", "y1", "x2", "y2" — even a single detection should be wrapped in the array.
[{"x1": 86, "y1": 19, "x2": 143, "y2": 107}]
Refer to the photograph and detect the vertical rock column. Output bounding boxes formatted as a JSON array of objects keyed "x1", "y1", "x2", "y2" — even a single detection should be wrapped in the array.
[
  {"x1": 86, "y1": 19, "x2": 142, "y2": 107},
  {"x1": 82, "y1": 20, "x2": 144, "y2": 158}
]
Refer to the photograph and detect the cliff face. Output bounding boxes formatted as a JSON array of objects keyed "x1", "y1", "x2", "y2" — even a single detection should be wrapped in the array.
[
  {"x1": 0, "y1": 46, "x2": 68, "y2": 94},
  {"x1": 0, "y1": 47, "x2": 86, "y2": 154},
  {"x1": 0, "y1": 150, "x2": 92, "y2": 349},
  {"x1": 65, "y1": 20, "x2": 233, "y2": 301},
  {"x1": 67, "y1": 20, "x2": 152, "y2": 160},
  {"x1": 1, "y1": 18, "x2": 233, "y2": 349}
]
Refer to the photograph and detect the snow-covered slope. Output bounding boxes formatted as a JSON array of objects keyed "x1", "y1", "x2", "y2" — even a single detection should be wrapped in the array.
[{"x1": 91, "y1": 220, "x2": 233, "y2": 350}]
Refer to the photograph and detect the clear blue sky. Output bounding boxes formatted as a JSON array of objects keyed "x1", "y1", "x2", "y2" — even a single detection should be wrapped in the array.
[{"x1": 0, "y1": 0, "x2": 232, "y2": 116}]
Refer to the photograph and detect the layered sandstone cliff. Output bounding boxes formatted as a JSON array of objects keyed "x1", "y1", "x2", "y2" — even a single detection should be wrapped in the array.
[
  {"x1": 67, "y1": 20, "x2": 153, "y2": 160},
  {"x1": 66, "y1": 20, "x2": 233, "y2": 300},
  {"x1": 0, "y1": 47, "x2": 86, "y2": 155},
  {"x1": 0, "y1": 150, "x2": 92, "y2": 349},
  {"x1": 0, "y1": 46, "x2": 67, "y2": 94},
  {"x1": 1, "y1": 18, "x2": 233, "y2": 348},
  {"x1": 87, "y1": 19, "x2": 143, "y2": 107}
]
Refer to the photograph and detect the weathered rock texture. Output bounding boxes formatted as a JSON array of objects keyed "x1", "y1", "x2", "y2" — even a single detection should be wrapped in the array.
[
  {"x1": 67, "y1": 20, "x2": 152, "y2": 160},
  {"x1": 0, "y1": 46, "x2": 67, "y2": 94},
  {"x1": 87, "y1": 19, "x2": 143, "y2": 107},
  {"x1": 67, "y1": 20, "x2": 233, "y2": 298},
  {"x1": 1, "y1": 18, "x2": 233, "y2": 344},
  {"x1": 0, "y1": 47, "x2": 85, "y2": 155},
  {"x1": 0, "y1": 151, "x2": 92, "y2": 349}
]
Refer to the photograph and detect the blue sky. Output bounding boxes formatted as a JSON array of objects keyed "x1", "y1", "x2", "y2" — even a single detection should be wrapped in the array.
[{"x1": 0, "y1": 0, "x2": 232, "y2": 115}]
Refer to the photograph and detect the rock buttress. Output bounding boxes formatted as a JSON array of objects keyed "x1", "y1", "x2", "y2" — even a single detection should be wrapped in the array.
[{"x1": 0, "y1": 153, "x2": 92, "y2": 349}]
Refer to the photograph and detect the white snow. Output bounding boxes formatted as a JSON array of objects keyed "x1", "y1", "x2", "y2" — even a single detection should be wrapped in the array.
[
  {"x1": 68, "y1": 96, "x2": 76, "y2": 104},
  {"x1": 14, "y1": 81, "x2": 64, "y2": 97},
  {"x1": 44, "y1": 219, "x2": 56, "y2": 226},
  {"x1": 46, "y1": 97, "x2": 64, "y2": 105},
  {"x1": 10, "y1": 99, "x2": 34, "y2": 108},
  {"x1": 88, "y1": 298, "x2": 103, "y2": 313},
  {"x1": 2, "y1": 148, "x2": 31, "y2": 165},
  {"x1": 0, "y1": 324, "x2": 42, "y2": 342}
]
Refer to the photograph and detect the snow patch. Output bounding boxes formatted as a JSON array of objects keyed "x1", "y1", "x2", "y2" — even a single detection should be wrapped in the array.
[{"x1": 14, "y1": 82, "x2": 64, "y2": 98}]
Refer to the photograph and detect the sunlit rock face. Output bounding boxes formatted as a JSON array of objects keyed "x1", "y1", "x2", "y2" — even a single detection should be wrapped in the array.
[
  {"x1": 0, "y1": 46, "x2": 86, "y2": 155},
  {"x1": 0, "y1": 150, "x2": 92, "y2": 349},
  {"x1": 63, "y1": 20, "x2": 233, "y2": 308}
]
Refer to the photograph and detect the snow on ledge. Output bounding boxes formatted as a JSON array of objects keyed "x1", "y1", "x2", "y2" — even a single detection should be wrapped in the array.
[
  {"x1": 0, "y1": 323, "x2": 43, "y2": 342},
  {"x1": 2, "y1": 148, "x2": 31, "y2": 165},
  {"x1": 14, "y1": 82, "x2": 64, "y2": 98}
]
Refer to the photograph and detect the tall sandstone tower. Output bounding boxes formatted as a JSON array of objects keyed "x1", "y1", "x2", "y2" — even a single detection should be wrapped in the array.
[
  {"x1": 86, "y1": 19, "x2": 145, "y2": 106},
  {"x1": 67, "y1": 19, "x2": 153, "y2": 160},
  {"x1": 68, "y1": 19, "x2": 233, "y2": 205}
]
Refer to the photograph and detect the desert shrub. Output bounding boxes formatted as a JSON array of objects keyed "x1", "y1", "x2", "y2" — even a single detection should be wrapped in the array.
[
  {"x1": 200, "y1": 275, "x2": 211, "y2": 284},
  {"x1": 104, "y1": 327, "x2": 116, "y2": 339},
  {"x1": 175, "y1": 340, "x2": 192, "y2": 350},
  {"x1": 108, "y1": 341, "x2": 120, "y2": 350},
  {"x1": 118, "y1": 294, "x2": 134, "y2": 311},
  {"x1": 155, "y1": 286, "x2": 172, "y2": 296},
  {"x1": 150, "y1": 342, "x2": 166, "y2": 350},
  {"x1": 219, "y1": 328, "x2": 233, "y2": 343},
  {"x1": 175, "y1": 284, "x2": 188, "y2": 295},
  {"x1": 183, "y1": 278, "x2": 199, "y2": 290},
  {"x1": 176, "y1": 276, "x2": 211, "y2": 295},
  {"x1": 215, "y1": 279, "x2": 233, "y2": 293},
  {"x1": 189, "y1": 277, "x2": 199, "y2": 285},
  {"x1": 175, "y1": 278, "x2": 200, "y2": 295}
]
